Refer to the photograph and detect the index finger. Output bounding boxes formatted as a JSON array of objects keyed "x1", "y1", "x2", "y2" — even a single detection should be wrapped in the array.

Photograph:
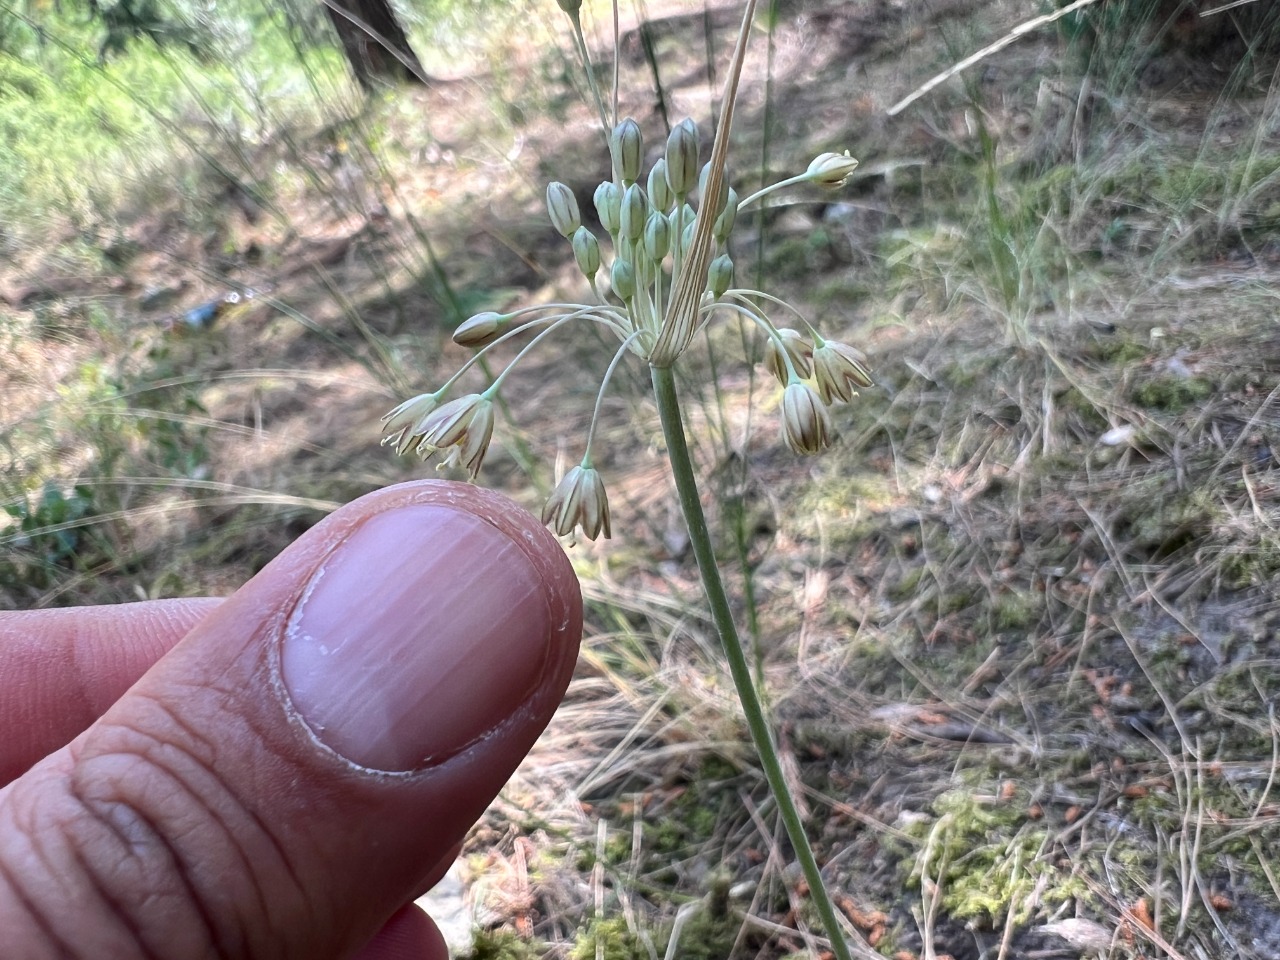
[{"x1": 0, "y1": 597, "x2": 222, "y2": 785}]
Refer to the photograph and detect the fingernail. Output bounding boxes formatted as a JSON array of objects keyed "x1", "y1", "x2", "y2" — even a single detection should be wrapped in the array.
[{"x1": 281, "y1": 504, "x2": 552, "y2": 771}]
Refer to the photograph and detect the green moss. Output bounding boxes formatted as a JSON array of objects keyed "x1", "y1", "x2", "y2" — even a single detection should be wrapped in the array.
[
  {"x1": 1089, "y1": 335, "x2": 1148, "y2": 366},
  {"x1": 888, "y1": 566, "x2": 927, "y2": 603},
  {"x1": 658, "y1": 903, "x2": 740, "y2": 960},
  {"x1": 904, "y1": 790, "x2": 1082, "y2": 928},
  {"x1": 1130, "y1": 376, "x2": 1214, "y2": 412},
  {"x1": 940, "y1": 589, "x2": 978, "y2": 616},
  {"x1": 572, "y1": 918, "x2": 646, "y2": 960},
  {"x1": 1124, "y1": 490, "x2": 1218, "y2": 557},
  {"x1": 463, "y1": 930, "x2": 541, "y2": 960},
  {"x1": 991, "y1": 591, "x2": 1043, "y2": 632},
  {"x1": 1219, "y1": 532, "x2": 1280, "y2": 588}
]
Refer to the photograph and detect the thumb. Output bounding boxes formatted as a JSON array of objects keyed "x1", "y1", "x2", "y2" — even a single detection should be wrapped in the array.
[{"x1": 0, "y1": 480, "x2": 582, "y2": 960}]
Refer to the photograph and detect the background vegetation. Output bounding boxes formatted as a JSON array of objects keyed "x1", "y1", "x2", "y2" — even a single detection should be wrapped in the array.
[{"x1": 3, "y1": 0, "x2": 1280, "y2": 957}]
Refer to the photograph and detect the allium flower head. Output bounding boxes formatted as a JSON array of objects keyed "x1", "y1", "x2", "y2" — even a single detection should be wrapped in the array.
[
  {"x1": 543, "y1": 463, "x2": 611, "y2": 540},
  {"x1": 382, "y1": 96, "x2": 868, "y2": 514},
  {"x1": 781, "y1": 381, "x2": 833, "y2": 456},
  {"x1": 812, "y1": 340, "x2": 873, "y2": 404}
]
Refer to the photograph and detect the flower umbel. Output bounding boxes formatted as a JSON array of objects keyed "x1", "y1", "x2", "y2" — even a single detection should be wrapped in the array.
[
  {"x1": 379, "y1": 7, "x2": 871, "y2": 960},
  {"x1": 542, "y1": 463, "x2": 611, "y2": 540}
]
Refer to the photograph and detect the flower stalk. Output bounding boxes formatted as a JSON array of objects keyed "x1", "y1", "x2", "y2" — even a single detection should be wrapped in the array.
[
  {"x1": 381, "y1": 5, "x2": 877, "y2": 955},
  {"x1": 651, "y1": 363, "x2": 855, "y2": 960}
]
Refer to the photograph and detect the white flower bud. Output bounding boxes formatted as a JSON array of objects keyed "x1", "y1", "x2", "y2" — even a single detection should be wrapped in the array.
[
  {"x1": 806, "y1": 151, "x2": 859, "y2": 188},
  {"x1": 452, "y1": 310, "x2": 506, "y2": 348},
  {"x1": 665, "y1": 118, "x2": 699, "y2": 197},
  {"x1": 648, "y1": 158, "x2": 674, "y2": 213},
  {"x1": 610, "y1": 117, "x2": 643, "y2": 185},
  {"x1": 546, "y1": 181, "x2": 580, "y2": 237},
  {"x1": 619, "y1": 183, "x2": 647, "y2": 242},
  {"x1": 781, "y1": 381, "x2": 833, "y2": 456},
  {"x1": 572, "y1": 226, "x2": 601, "y2": 278},
  {"x1": 708, "y1": 254, "x2": 733, "y2": 298},
  {"x1": 713, "y1": 186, "x2": 739, "y2": 243},
  {"x1": 611, "y1": 257, "x2": 636, "y2": 301},
  {"x1": 594, "y1": 181, "x2": 621, "y2": 234},
  {"x1": 644, "y1": 211, "x2": 671, "y2": 262}
]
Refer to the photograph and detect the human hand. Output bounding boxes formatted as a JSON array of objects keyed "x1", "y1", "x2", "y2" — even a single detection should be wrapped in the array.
[{"x1": 0, "y1": 481, "x2": 583, "y2": 959}]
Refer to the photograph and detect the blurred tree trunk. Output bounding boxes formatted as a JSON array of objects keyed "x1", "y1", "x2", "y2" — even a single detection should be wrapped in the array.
[{"x1": 324, "y1": 0, "x2": 429, "y2": 92}]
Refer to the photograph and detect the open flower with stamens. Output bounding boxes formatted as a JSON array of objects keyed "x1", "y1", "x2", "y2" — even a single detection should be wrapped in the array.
[
  {"x1": 811, "y1": 339, "x2": 873, "y2": 404},
  {"x1": 543, "y1": 463, "x2": 611, "y2": 540},
  {"x1": 781, "y1": 380, "x2": 833, "y2": 456},
  {"x1": 380, "y1": 392, "x2": 440, "y2": 455},
  {"x1": 414, "y1": 393, "x2": 495, "y2": 479}
]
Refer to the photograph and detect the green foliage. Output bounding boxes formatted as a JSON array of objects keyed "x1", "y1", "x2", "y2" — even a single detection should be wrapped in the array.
[
  {"x1": 0, "y1": 482, "x2": 103, "y2": 590},
  {"x1": 0, "y1": 0, "x2": 348, "y2": 226},
  {"x1": 462, "y1": 930, "x2": 541, "y2": 960},
  {"x1": 571, "y1": 918, "x2": 646, "y2": 960}
]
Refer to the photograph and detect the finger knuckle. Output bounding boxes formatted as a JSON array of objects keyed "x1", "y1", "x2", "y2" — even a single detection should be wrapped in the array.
[{"x1": 1, "y1": 693, "x2": 303, "y2": 958}]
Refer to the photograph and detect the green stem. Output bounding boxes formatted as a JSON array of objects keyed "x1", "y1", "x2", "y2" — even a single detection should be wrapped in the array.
[{"x1": 649, "y1": 364, "x2": 855, "y2": 960}]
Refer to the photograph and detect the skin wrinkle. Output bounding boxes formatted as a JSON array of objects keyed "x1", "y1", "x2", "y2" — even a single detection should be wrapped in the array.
[
  {"x1": 133, "y1": 708, "x2": 276, "y2": 957},
  {"x1": 85, "y1": 648, "x2": 314, "y2": 952},
  {"x1": 61, "y1": 812, "x2": 166, "y2": 960},
  {"x1": 69, "y1": 746, "x2": 223, "y2": 959},
  {"x1": 4, "y1": 770, "x2": 159, "y2": 959},
  {"x1": 0, "y1": 851, "x2": 67, "y2": 960},
  {"x1": 62, "y1": 689, "x2": 299, "y2": 958}
]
